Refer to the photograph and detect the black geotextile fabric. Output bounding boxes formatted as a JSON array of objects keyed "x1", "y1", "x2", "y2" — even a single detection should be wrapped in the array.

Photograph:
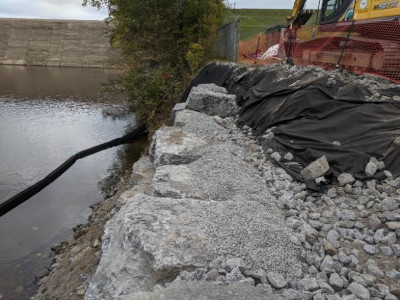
[{"x1": 183, "y1": 63, "x2": 400, "y2": 186}]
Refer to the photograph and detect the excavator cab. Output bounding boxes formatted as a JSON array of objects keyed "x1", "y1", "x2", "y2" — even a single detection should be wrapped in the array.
[
  {"x1": 320, "y1": 0, "x2": 354, "y2": 24},
  {"x1": 287, "y1": 0, "x2": 353, "y2": 27}
]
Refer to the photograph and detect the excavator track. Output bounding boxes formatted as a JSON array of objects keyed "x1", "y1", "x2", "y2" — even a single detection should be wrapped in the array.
[
  {"x1": 371, "y1": 43, "x2": 400, "y2": 72},
  {"x1": 289, "y1": 31, "x2": 400, "y2": 81}
]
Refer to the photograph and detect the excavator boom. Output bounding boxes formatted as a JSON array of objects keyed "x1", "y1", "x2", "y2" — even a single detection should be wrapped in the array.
[
  {"x1": 287, "y1": 0, "x2": 314, "y2": 26},
  {"x1": 288, "y1": 0, "x2": 307, "y2": 20}
]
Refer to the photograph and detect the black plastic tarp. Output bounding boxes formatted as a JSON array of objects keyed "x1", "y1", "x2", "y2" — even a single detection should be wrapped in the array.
[{"x1": 183, "y1": 63, "x2": 400, "y2": 183}]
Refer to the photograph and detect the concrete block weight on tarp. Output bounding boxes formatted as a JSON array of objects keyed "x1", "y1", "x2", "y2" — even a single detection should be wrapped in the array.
[{"x1": 300, "y1": 155, "x2": 330, "y2": 181}]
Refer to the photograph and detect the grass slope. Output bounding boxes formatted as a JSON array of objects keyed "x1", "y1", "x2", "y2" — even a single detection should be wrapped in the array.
[{"x1": 228, "y1": 9, "x2": 291, "y2": 41}]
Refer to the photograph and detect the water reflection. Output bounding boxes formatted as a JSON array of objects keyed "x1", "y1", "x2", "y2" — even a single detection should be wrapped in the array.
[
  {"x1": 0, "y1": 65, "x2": 122, "y2": 100},
  {"x1": 0, "y1": 66, "x2": 144, "y2": 300}
]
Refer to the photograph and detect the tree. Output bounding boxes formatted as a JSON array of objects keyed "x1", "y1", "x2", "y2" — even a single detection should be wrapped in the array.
[{"x1": 83, "y1": 0, "x2": 227, "y2": 133}]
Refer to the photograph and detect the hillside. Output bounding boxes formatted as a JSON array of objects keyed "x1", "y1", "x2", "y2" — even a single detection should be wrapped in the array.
[{"x1": 228, "y1": 9, "x2": 291, "y2": 41}]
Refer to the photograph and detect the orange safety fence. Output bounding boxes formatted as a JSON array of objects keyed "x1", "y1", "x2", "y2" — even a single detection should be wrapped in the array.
[
  {"x1": 239, "y1": 19, "x2": 400, "y2": 83},
  {"x1": 238, "y1": 28, "x2": 286, "y2": 65}
]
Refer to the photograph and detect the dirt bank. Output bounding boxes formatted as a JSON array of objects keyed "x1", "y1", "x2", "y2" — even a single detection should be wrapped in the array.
[{"x1": 32, "y1": 169, "x2": 135, "y2": 300}]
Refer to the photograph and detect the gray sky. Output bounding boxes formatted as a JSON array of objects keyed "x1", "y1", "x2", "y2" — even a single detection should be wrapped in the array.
[
  {"x1": 233, "y1": 0, "x2": 320, "y2": 9},
  {"x1": 0, "y1": 0, "x2": 108, "y2": 20},
  {"x1": 0, "y1": 0, "x2": 320, "y2": 20}
]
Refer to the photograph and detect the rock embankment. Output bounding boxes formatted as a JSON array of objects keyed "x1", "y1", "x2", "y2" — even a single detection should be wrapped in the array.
[
  {"x1": 86, "y1": 66, "x2": 400, "y2": 300},
  {"x1": 85, "y1": 83, "x2": 303, "y2": 299}
]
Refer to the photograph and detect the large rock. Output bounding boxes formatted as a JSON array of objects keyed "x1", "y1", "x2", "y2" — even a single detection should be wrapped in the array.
[
  {"x1": 329, "y1": 273, "x2": 344, "y2": 291},
  {"x1": 195, "y1": 83, "x2": 228, "y2": 94},
  {"x1": 386, "y1": 222, "x2": 400, "y2": 230},
  {"x1": 366, "y1": 259, "x2": 384, "y2": 277},
  {"x1": 86, "y1": 91, "x2": 304, "y2": 300},
  {"x1": 153, "y1": 164, "x2": 206, "y2": 199},
  {"x1": 171, "y1": 102, "x2": 187, "y2": 121},
  {"x1": 337, "y1": 173, "x2": 355, "y2": 186},
  {"x1": 347, "y1": 282, "x2": 370, "y2": 300},
  {"x1": 365, "y1": 157, "x2": 385, "y2": 176},
  {"x1": 326, "y1": 230, "x2": 340, "y2": 242},
  {"x1": 374, "y1": 228, "x2": 397, "y2": 244},
  {"x1": 186, "y1": 86, "x2": 239, "y2": 118},
  {"x1": 392, "y1": 244, "x2": 400, "y2": 257},
  {"x1": 297, "y1": 277, "x2": 319, "y2": 291},
  {"x1": 301, "y1": 156, "x2": 330, "y2": 181},
  {"x1": 128, "y1": 156, "x2": 154, "y2": 189},
  {"x1": 85, "y1": 194, "x2": 212, "y2": 300},
  {"x1": 153, "y1": 143, "x2": 271, "y2": 203},
  {"x1": 378, "y1": 197, "x2": 399, "y2": 212},
  {"x1": 173, "y1": 109, "x2": 229, "y2": 141},
  {"x1": 116, "y1": 279, "x2": 282, "y2": 300},
  {"x1": 86, "y1": 193, "x2": 302, "y2": 299},
  {"x1": 365, "y1": 161, "x2": 378, "y2": 177},
  {"x1": 266, "y1": 272, "x2": 287, "y2": 289},
  {"x1": 149, "y1": 126, "x2": 208, "y2": 167},
  {"x1": 320, "y1": 255, "x2": 343, "y2": 273}
]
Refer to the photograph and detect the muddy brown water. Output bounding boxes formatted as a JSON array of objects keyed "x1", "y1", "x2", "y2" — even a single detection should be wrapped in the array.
[{"x1": 0, "y1": 66, "x2": 145, "y2": 300}]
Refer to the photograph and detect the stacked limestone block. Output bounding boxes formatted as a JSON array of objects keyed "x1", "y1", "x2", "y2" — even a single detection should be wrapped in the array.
[{"x1": 85, "y1": 84, "x2": 303, "y2": 300}]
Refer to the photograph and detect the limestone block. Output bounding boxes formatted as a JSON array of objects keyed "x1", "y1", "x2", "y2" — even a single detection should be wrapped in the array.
[
  {"x1": 153, "y1": 143, "x2": 271, "y2": 204},
  {"x1": 86, "y1": 193, "x2": 302, "y2": 299},
  {"x1": 116, "y1": 280, "x2": 281, "y2": 300},
  {"x1": 196, "y1": 83, "x2": 228, "y2": 94},
  {"x1": 128, "y1": 156, "x2": 154, "y2": 189},
  {"x1": 149, "y1": 126, "x2": 208, "y2": 167},
  {"x1": 186, "y1": 86, "x2": 239, "y2": 118},
  {"x1": 173, "y1": 109, "x2": 228, "y2": 141},
  {"x1": 153, "y1": 164, "x2": 206, "y2": 199},
  {"x1": 171, "y1": 102, "x2": 187, "y2": 122},
  {"x1": 85, "y1": 194, "x2": 213, "y2": 300}
]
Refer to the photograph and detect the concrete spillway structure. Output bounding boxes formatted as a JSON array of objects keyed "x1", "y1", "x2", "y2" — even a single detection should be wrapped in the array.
[{"x1": 0, "y1": 18, "x2": 117, "y2": 68}]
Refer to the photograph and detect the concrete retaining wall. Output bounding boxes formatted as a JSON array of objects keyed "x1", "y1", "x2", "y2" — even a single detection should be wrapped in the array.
[{"x1": 0, "y1": 18, "x2": 118, "y2": 68}]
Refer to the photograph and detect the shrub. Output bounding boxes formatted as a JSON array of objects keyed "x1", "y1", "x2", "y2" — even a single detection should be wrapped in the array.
[{"x1": 84, "y1": 0, "x2": 227, "y2": 133}]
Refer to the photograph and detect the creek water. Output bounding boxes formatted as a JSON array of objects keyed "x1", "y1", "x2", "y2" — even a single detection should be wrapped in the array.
[{"x1": 0, "y1": 66, "x2": 145, "y2": 299}]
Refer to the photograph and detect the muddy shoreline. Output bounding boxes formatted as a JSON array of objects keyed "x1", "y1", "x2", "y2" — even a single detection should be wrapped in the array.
[
  {"x1": 0, "y1": 64, "x2": 140, "y2": 300},
  {"x1": 30, "y1": 113, "x2": 148, "y2": 300},
  {"x1": 32, "y1": 166, "x2": 139, "y2": 300}
]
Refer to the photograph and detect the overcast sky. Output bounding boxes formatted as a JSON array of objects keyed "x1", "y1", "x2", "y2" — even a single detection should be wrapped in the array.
[
  {"x1": 0, "y1": 0, "x2": 108, "y2": 20},
  {"x1": 0, "y1": 0, "x2": 321, "y2": 20}
]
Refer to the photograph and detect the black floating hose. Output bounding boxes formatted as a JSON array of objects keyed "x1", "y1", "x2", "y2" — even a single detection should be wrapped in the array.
[{"x1": 0, "y1": 125, "x2": 147, "y2": 218}]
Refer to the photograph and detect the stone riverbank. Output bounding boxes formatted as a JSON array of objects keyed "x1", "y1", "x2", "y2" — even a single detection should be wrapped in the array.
[{"x1": 34, "y1": 64, "x2": 400, "y2": 300}]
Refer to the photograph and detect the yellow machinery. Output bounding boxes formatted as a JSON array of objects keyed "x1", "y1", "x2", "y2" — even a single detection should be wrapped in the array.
[
  {"x1": 288, "y1": 0, "x2": 400, "y2": 25},
  {"x1": 283, "y1": 0, "x2": 400, "y2": 80}
]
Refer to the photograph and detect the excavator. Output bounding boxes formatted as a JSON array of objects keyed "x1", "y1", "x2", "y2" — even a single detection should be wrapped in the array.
[{"x1": 281, "y1": 0, "x2": 400, "y2": 80}]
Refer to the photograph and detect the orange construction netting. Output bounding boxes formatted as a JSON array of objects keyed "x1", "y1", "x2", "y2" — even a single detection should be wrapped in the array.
[{"x1": 239, "y1": 19, "x2": 400, "y2": 83}]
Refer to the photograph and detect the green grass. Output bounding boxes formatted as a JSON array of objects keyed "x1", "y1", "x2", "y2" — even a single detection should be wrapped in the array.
[{"x1": 227, "y1": 9, "x2": 291, "y2": 41}]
